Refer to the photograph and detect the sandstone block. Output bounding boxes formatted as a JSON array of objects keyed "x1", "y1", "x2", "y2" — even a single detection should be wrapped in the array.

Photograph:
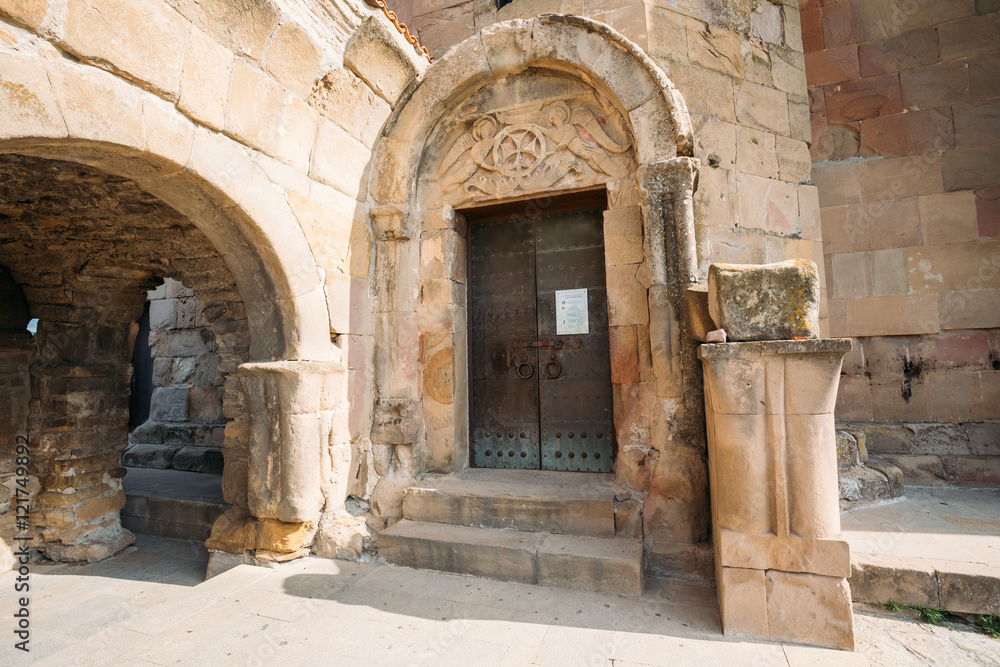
[
  {"x1": 179, "y1": 28, "x2": 234, "y2": 131},
  {"x1": 311, "y1": 118, "x2": 373, "y2": 202},
  {"x1": 708, "y1": 260, "x2": 820, "y2": 342},
  {"x1": 49, "y1": 58, "x2": 144, "y2": 149},
  {"x1": 805, "y1": 45, "x2": 859, "y2": 87},
  {"x1": 168, "y1": 0, "x2": 279, "y2": 62},
  {"x1": 812, "y1": 162, "x2": 860, "y2": 207},
  {"x1": 858, "y1": 27, "x2": 938, "y2": 78},
  {"x1": 858, "y1": 154, "x2": 943, "y2": 201},
  {"x1": 938, "y1": 12, "x2": 1000, "y2": 62},
  {"x1": 309, "y1": 68, "x2": 391, "y2": 147},
  {"x1": 312, "y1": 509, "x2": 370, "y2": 559},
  {"x1": 970, "y1": 52, "x2": 1000, "y2": 102},
  {"x1": 64, "y1": 0, "x2": 190, "y2": 99},
  {"x1": 205, "y1": 506, "x2": 253, "y2": 553},
  {"x1": 227, "y1": 60, "x2": 283, "y2": 157},
  {"x1": 940, "y1": 290, "x2": 1000, "y2": 330},
  {"x1": 254, "y1": 518, "x2": 315, "y2": 553},
  {"x1": 717, "y1": 567, "x2": 768, "y2": 639},
  {"x1": 775, "y1": 136, "x2": 811, "y2": 183},
  {"x1": 76, "y1": 490, "x2": 127, "y2": 524},
  {"x1": 607, "y1": 265, "x2": 648, "y2": 327},
  {"x1": 850, "y1": 552, "x2": 939, "y2": 608},
  {"x1": 939, "y1": 562, "x2": 1000, "y2": 615},
  {"x1": 683, "y1": 284, "x2": 715, "y2": 342},
  {"x1": 614, "y1": 499, "x2": 642, "y2": 539},
  {"x1": 0, "y1": 0, "x2": 48, "y2": 29},
  {"x1": 0, "y1": 53, "x2": 67, "y2": 140},
  {"x1": 825, "y1": 73, "x2": 903, "y2": 123},
  {"x1": 608, "y1": 326, "x2": 640, "y2": 385},
  {"x1": 536, "y1": 534, "x2": 643, "y2": 595},
  {"x1": 918, "y1": 191, "x2": 979, "y2": 246},
  {"x1": 603, "y1": 207, "x2": 643, "y2": 266},
  {"x1": 344, "y1": 16, "x2": 421, "y2": 106},
  {"x1": 263, "y1": 21, "x2": 320, "y2": 99},
  {"x1": 736, "y1": 173, "x2": 798, "y2": 234},
  {"x1": 735, "y1": 126, "x2": 778, "y2": 179},
  {"x1": 378, "y1": 520, "x2": 540, "y2": 584},
  {"x1": 942, "y1": 145, "x2": 1000, "y2": 192},
  {"x1": 900, "y1": 61, "x2": 971, "y2": 111},
  {"x1": 686, "y1": 18, "x2": 744, "y2": 78},
  {"x1": 861, "y1": 108, "x2": 954, "y2": 158},
  {"x1": 736, "y1": 82, "x2": 790, "y2": 135},
  {"x1": 665, "y1": 60, "x2": 736, "y2": 124},
  {"x1": 765, "y1": 571, "x2": 854, "y2": 650}
]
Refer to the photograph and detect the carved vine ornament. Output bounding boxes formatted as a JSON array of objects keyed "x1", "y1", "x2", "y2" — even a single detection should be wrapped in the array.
[{"x1": 438, "y1": 101, "x2": 633, "y2": 200}]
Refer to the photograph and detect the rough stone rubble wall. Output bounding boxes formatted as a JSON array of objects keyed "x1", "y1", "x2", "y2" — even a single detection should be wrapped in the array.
[
  {"x1": 802, "y1": 0, "x2": 1000, "y2": 486},
  {"x1": 126, "y1": 278, "x2": 227, "y2": 474}
]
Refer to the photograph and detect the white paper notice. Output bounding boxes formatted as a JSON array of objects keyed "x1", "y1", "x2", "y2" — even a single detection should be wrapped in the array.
[{"x1": 556, "y1": 288, "x2": 589, "y2": 335}]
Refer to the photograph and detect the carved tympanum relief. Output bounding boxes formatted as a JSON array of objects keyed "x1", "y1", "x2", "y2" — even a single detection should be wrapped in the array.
[{"x1": 437, "y1": 99, "x2": 634, "y2": 202}]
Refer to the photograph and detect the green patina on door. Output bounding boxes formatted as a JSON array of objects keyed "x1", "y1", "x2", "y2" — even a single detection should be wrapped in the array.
[{"x1": 469, "y1": 207, "x2": 614, "y2": 472}]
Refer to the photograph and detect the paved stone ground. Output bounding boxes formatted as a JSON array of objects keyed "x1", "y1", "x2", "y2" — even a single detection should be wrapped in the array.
[
  {"x1": 0, "y1": 534, "x2": 996, "y2": 666},
  {"x1": 842, "y1": 486, "x2": 1000, "y2": 569}
]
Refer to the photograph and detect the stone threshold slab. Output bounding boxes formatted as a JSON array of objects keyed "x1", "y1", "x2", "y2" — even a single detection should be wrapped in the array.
[
  {"x1": 850, "y1": 551, "x2": 1000, "y2": 615},
  {"x1": 379, "y1": 519, "x2": 643, "y2": 595}
]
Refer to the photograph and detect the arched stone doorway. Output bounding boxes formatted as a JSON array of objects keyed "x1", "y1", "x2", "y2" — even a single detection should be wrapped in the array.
[
  {"x1": 368, "y1": 15, "x2": 711, "y2": 576},
  {"x1": 1, "y1": 51, "x2": 339, "y2": 565}
]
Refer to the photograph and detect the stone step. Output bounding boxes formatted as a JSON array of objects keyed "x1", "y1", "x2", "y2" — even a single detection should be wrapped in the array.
[
  {"x1": 378, "y1": 519, "x2": 644, "y2": 595},
  {"x1": 121, "y1": 467, "x2": 228, "y2": 542},
  {"x1": 851, "y1": 552, "x2": 1000, "y2": 616},
  {"x1": 402, "y1": 469, "x2": 621, "y2": 537}
]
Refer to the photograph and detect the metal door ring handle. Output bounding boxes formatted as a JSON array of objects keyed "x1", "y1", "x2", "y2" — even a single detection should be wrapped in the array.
[
  {"x1": 517, "y1": 362, "x2": 534, "y2": 379},
  {"x1": 544, "y1": 360, "x2": 561, "y2": 379}
]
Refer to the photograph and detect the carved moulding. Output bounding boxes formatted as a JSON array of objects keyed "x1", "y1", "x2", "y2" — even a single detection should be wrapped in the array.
[{"x1": 434, "y1": 95, "x2": 636, "y2": 206}]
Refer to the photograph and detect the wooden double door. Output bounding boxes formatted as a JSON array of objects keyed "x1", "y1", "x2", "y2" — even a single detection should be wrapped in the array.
[{"x1": 469, "y1": 207, "x2": 614, "y2": 472}]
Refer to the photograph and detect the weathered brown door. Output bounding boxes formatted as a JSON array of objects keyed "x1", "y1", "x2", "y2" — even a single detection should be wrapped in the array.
[{"x1": 470, "y1": 207, "x2": 614, "y2": 472}]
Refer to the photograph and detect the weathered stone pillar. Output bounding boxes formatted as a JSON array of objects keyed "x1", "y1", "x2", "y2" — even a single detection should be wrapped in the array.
[
  {"x1": 236, "y1": 360, "x2": 348, "y2": 524},
  {"x1": 699, "y1": 339, "x2": 855, "y2": 650}
]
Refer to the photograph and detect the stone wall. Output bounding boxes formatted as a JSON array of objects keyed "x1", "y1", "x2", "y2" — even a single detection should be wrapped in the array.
[
  {"x1": 803, "y1": 0, "x2": 1000, "y2": 486},
  {"x1": 125, "y1": 278, "x2": 226, "y2": 475}
]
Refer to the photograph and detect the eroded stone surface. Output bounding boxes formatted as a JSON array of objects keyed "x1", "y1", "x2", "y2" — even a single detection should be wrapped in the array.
[{"x1": 708, "y1": 259, "x2": 821, "y2": 342}]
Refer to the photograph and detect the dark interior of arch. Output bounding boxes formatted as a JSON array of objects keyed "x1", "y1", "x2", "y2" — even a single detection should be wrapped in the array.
[{"x1": 0, "y1": 154, "x2": 250, "y2": 562}]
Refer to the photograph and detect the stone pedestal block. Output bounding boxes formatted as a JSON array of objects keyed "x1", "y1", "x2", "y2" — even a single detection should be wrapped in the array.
[
  {"x1": 236, "y1": 360, "x2": 348, "y2": 524},
  {"x1": 699, "y1": 339, "x2": 855, "y2": 650}
]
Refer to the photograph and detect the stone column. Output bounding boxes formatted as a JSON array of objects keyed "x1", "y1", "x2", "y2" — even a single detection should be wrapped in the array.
[
  {"x1": 699, "y1": 339, "x2": 855, "y2": 651},
  {"x1": 236, "y1": 360, "x2": 348, "y2": 524}
]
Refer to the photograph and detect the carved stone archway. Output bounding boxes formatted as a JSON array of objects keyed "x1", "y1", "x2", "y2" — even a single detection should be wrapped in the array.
[
  {"x1": 367, "y1": 15, "x2": 710, "y2": 565},
  {"x1": 1, "y1": 51, "x2": 339, "y2": 563}
]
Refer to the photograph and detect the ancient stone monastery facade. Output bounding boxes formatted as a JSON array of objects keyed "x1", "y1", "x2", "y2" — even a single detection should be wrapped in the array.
[{"x1": 0, "y1": 0, "x2": 997, "y2": 651}]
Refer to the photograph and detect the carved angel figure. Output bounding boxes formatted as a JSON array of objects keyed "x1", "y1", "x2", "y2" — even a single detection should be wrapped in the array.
[
  {"x1": 538, "y1": 102, "x2": 631, "y2": 180},
  {"x1": 439, "y1": 116, "x2": 500, "y2": 191}
]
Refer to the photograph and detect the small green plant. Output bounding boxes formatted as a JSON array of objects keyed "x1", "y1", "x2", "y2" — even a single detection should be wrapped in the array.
[
  {"x1": 881, "y1": 602, "x2": 1000, "y2": 640},
  {"x1": 971, "y1": 614, "x2": 1000, "y2": 640},
  {"x1": 913, "y1": 606, "x2": 947, "y2": 626}
]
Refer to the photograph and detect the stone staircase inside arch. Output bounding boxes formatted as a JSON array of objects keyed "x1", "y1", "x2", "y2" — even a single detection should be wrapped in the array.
[{"x1": 377, "y1": 469, "x2": 645, "y2": 595}]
